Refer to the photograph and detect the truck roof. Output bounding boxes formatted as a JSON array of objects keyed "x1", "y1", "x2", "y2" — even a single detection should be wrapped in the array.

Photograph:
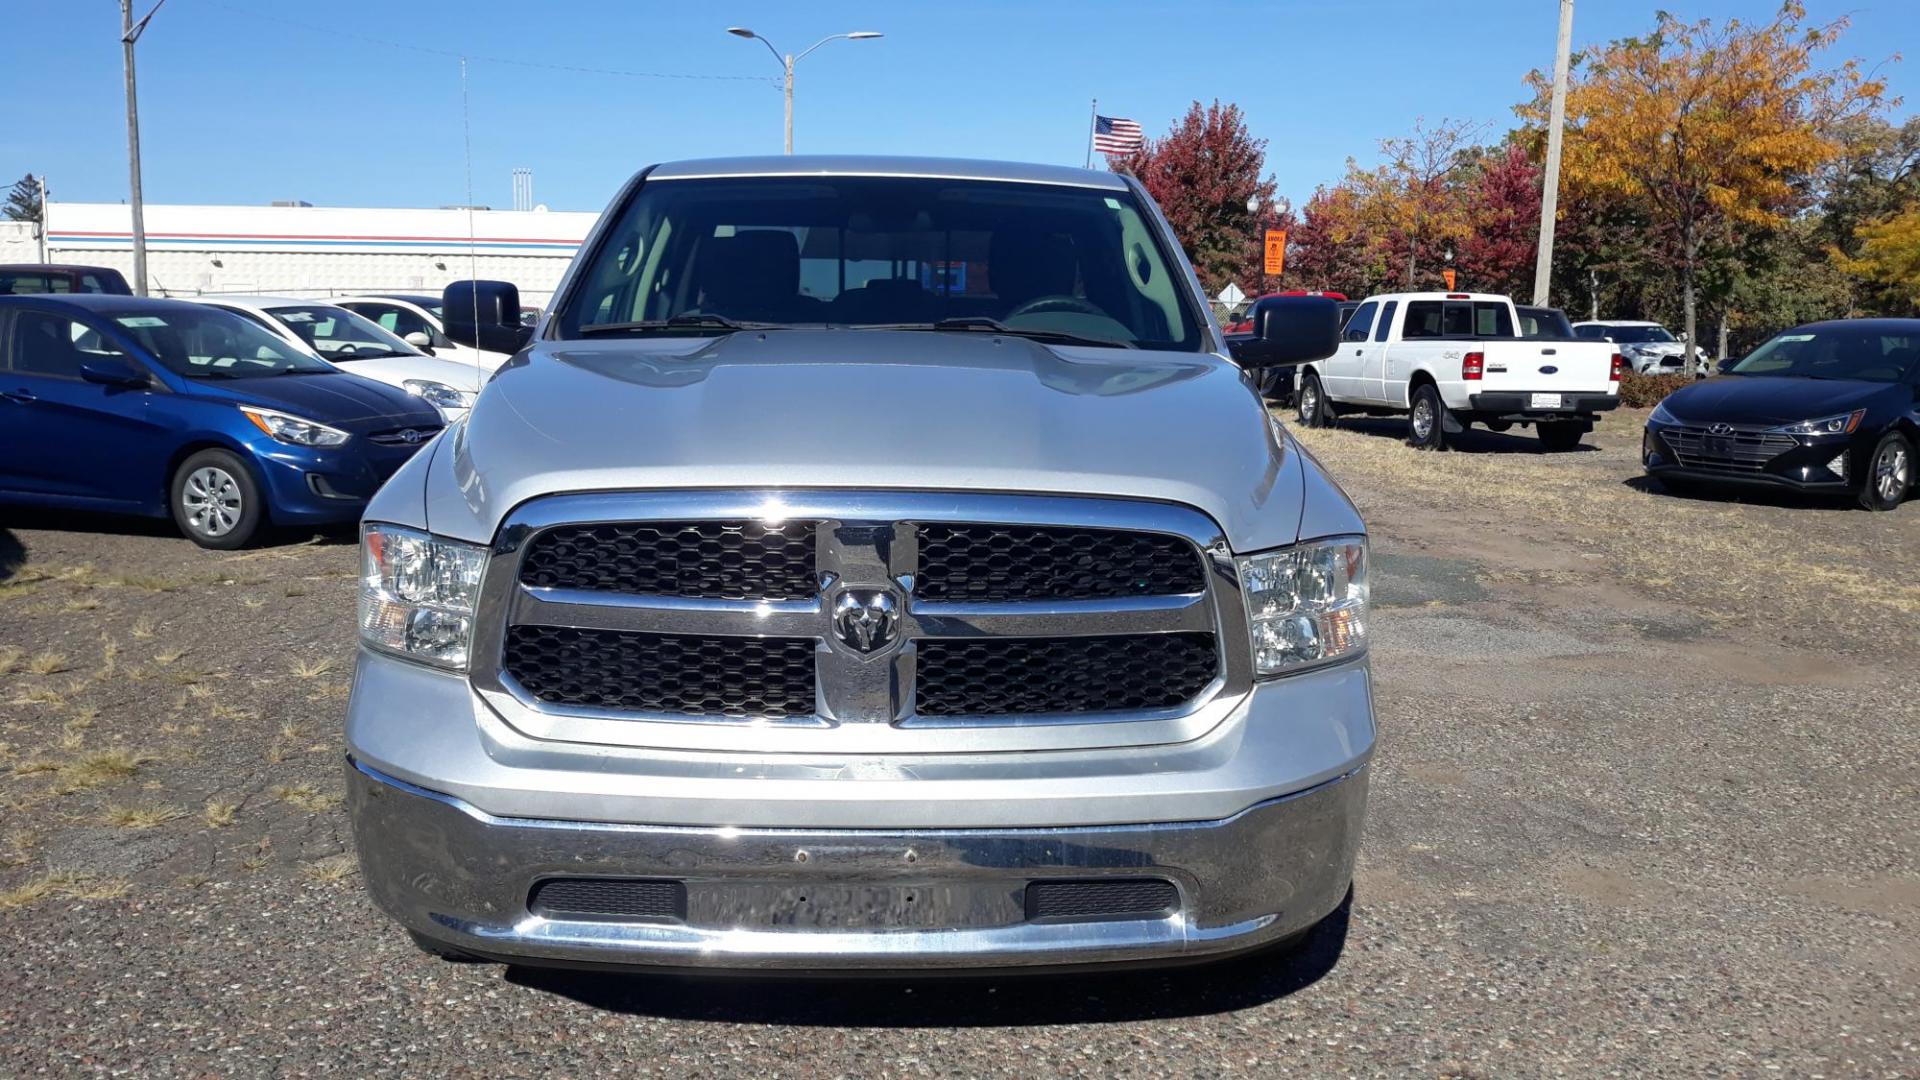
[
  {"x1": 1360, "y1": 291, "x2": 1513, "y2": 303},
  {"x1": 645, "y1": 155, "x2": 1131, "y2": 191}
]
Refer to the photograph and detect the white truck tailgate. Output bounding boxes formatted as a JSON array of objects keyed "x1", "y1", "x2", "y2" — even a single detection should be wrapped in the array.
[{"x1": 1477, "y1": 340, "x2": 1615, "y2": 396}]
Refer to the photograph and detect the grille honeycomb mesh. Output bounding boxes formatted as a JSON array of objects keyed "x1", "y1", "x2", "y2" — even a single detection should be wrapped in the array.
[
  {"x1": 913, "y1": 523, "x2": 1205, "y2": 601},
  {"x1": 518, "y1": 521, "x2": 817, "y2": 601},
  {"x1": 914, "y1": 633, "x2": 1217, "y2": 716},
  {"x1": 503, "y1": 625, "x2": 815, "y2": 718},
  {"x1": 1026, "y1": 879, "x2": 1179, "y2": 920},
  {"x1": 529, "y1": 878, "x2": 687, "y2": 921}
]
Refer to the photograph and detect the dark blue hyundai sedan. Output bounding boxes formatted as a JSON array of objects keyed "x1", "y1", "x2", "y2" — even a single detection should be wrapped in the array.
[{"x1": 0, "y1": 294, "x2": 444, "y2": 548}]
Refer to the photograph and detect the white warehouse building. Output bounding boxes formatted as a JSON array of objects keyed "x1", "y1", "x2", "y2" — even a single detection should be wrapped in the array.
[{"x1": 5, "y1": 202, "x2": 599, "y2": 307}]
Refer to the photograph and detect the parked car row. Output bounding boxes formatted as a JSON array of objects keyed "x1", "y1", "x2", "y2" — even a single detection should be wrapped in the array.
[
  {"x1": 1226, "y1": 291, "x2": 1916, "y2": 510},
  {"x1": 0, "y1": 268, "x2": 539, "y2": 548}
]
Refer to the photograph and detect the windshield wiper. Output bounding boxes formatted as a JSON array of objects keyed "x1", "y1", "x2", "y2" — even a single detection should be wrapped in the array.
[
  {"x1": 858, "y1": 317, "x2": 1136, "y2": 349},
  {"x1": 577, "y1": 313, "x2": 768, "y2": 336}
]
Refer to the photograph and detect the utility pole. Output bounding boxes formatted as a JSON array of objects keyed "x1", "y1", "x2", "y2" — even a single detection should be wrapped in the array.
[
  {"x1": 121, "y1": 0, "x2": 167, "y2": 296},
  {"x1": 37, "y1": 174, "x2": 49, "y2": 263},
  {"x1": 1531, "y1": 0, "x2": 1574, "y2": 307},
  {"x1": 783, "y1": 53, "x2": 794, "y2": 155}
]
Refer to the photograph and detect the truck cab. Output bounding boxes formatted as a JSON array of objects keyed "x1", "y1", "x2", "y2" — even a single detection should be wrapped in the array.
[{"x1": 1284, "y1": 291, "x2": 1623, "y2": 451}]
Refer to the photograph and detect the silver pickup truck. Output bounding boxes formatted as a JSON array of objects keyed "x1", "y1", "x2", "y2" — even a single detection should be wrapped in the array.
[{"x1": 346, "y1": 156, "x2": 1375, "y2": 973}]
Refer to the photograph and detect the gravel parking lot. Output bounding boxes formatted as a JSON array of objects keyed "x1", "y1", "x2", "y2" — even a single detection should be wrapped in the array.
[{"x1": 1, "y1": 407, "x2": 1914, "y2": 1078}]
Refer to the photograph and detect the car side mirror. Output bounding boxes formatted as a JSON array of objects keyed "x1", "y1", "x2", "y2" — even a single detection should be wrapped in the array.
[
  {"x1": 443, "y1": 280, "x2": 533, "y2": 354},
  {"x1": 1228, "y1": 297, "x2": 1341, "y2": 368},
  {"x1": 79, "y1": 356, "x2": 150, "y2": 389},
  {"x1": 1715, "y1": 356, "x2": 1739, "y2": 374},
  {"x1": 402, "y1": 330, "x2": 435, "y2": 354}
]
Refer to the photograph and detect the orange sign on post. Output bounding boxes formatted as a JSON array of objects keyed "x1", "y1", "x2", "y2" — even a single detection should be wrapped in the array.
[
  {"x1": 1263, "y1": 229, "x2": 1287, "y2": 277},
  {"x1": 1442, "y1": 268, "x2": 1458, "y2": 290}
]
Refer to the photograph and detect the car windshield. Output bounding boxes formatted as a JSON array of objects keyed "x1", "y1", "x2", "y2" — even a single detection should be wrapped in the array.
[
  {"x1": 109, "y1": 307, "x2": 336, "y2": 378},
  {"x1": 1731, "y1": 326, "x2": 1920, "y2": 383},
  {"x1": 266, "y1": 304, "x2": 420, "y2": 361},
  {"x1": 1608, "y1": 325, "x2": 1676, "y2": 344},
  {"x1": 557, "y1": 175, "x2": 1204, "y2": 350}
]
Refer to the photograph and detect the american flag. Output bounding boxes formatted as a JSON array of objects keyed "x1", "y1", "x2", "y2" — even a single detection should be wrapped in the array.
[{"x1": 1092, "y1": 115, "x2": 1144, "y2": 156}]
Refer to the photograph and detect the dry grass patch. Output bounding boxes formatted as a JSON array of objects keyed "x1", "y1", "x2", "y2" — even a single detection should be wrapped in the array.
[
  {"x1": 0, "y1": 647, "x2": 21, "y2": 675},
  {"x1": 0, "y1": 868, "x2": 130, "y2": 909},
  {"x1": 202, "y1": 799, "x2": 238, "y2": 828},
  {"x1": 152, "y1": 648, "x2": 186, "y2": 667},
  {"x1": 271, "y1": 783, "x2": 342, "y2": 813},
  {"x1": 130, "y1": 618, "x2": 156, "y2": 639},
  {"x1": 301, "y1": 854, "x2": 358, "y2": 884},
  {"x1": 99, "y1": 804, "x2": 183, "y2": 829},
  {"x1": 291, "y1": 657, "x2": 334, "y2": 679},
  {"x1": 25, "y1": 651, "x2": 70, "y2": 676},
  {"x1": 12, "y1": 686, "x2": 67, "y2": 708},
  {"x1": 63, "y1": 597, "x2": 102, "y2": 613},
  {"x1": 49, "y1": 748, "x2": 155, "y2": 793}
]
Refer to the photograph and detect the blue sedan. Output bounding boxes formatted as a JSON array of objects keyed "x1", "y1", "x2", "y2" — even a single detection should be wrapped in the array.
[{"x1": 0, "y1": 294, "x2": 445, "y2": 548}]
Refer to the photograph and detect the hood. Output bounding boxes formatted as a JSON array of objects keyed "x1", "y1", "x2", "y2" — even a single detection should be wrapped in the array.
[
  {"x1": 1664, "y1": 375, "x2": 1901, "y2": 427},
  {"x1": 1623, "y1": 341, "x2": 1685, "y2": 356},
  {"x1": 423, "y1": 330, "x2": 1321, "y2": 551},
  {"x1": 192, "y1": 370, "x2": 442, "y2": 432}
]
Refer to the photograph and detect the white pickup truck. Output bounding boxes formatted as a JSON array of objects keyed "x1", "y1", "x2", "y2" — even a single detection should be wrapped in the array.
[{"x1": 1291, "y1": 291, "x2": 1623, "y2": 451}]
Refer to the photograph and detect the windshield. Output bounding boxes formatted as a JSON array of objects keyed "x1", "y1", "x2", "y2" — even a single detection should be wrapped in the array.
[
  {"x1": 109, "y1": 307, "x2": 335, "y2": 378},
  {"x1": 1732, "y1": 326, "x2": 1920, "y2": 383},
  {"x1": 557, "y1": 175, "x2": 1204, "y2": 350},
  {"x1": 266, "y1": 304, "x2": 421, "y2": 361},
  {"x1": 1607, "y1": 325, "x2": 1676, "y2": 344}
]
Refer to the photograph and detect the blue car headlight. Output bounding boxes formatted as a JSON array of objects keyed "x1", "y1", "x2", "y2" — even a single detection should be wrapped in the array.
[
  {"x1": 1648, "y1": 400, "x2": 1679, "y2": 426},
  {"x1": 239, "y1": 405, "x2": 350, "y2": 447}
]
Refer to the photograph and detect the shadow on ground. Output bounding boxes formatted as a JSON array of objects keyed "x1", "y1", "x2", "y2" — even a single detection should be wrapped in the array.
[
  {"x1": 503, "y1": 898, "x2": 1351, "y2": 1027},
  {"x1": 0, "y1": 530, "x2": 22, "y2": 583},
  {"x1": 1619, "y1": 473, "x2": 1864, "y2": 513},
  {"x1": 0, "y1": 506, "x2": 358, "y2": 548},
  {"x1": 1327, "y1": 415, "x2": 1600, "y2": 454}
]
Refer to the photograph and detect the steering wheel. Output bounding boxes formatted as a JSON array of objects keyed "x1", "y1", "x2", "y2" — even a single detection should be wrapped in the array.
[
  {"x1": 1005, "y1": 295, "x2": 1106, "y2": 320},
  {"x1": 332, "y1": 343, "x2": 362, "y2": 357}
]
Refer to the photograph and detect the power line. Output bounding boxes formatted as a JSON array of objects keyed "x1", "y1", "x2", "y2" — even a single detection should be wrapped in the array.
[{"x1": 201, "y1": 2, "x2": 775, "y2": 84}]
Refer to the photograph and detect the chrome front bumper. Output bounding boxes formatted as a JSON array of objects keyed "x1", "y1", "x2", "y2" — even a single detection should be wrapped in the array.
[{"x1": 349, "y1": 759, "x2": 1368, "y2": 972}]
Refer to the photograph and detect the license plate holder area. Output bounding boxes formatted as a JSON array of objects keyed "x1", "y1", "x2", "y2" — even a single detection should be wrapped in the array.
[
  {"x1": 1529, "y1": 392, "x2": 1564, "y2": 409},
  {"x1": 687, "y1": 881, "x2": 1026, "y2": 930}
]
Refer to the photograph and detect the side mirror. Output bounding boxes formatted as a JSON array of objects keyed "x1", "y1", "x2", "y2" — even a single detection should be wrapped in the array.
[
  {"x1": 401, "y1": 330, "x2": 435, "y2": 354},
  {"x1": 79, "y1": 356, "x2": 150, "y2": 389},
  {"x1": 1715, "y1": 356, "x2": 1739, "y2": 374},
  {"x1": 1229, "y1": 297, "x2": 1341, "y2": 368},
  {"x1": 443, "y1": 280, "x2": 533, "y2": 355}
]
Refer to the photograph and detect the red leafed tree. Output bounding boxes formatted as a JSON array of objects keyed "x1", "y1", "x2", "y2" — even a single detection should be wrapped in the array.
[
  {"x1": 1112, "y1": 101, "x2": 1276, "y2": 296},
  {"x1": 1455, "y1": 145, "x2": 1542, "y2": 297}
]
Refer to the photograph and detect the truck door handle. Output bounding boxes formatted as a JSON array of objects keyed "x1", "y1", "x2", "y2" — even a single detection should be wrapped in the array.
[{"x1": 0, "y1": 388, "x2": 37, "y2": 404}]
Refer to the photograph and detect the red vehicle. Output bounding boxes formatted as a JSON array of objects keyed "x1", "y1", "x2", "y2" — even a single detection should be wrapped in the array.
[{"x1": 1224, "y1": 290, "x2": 1347, "y2": 334}]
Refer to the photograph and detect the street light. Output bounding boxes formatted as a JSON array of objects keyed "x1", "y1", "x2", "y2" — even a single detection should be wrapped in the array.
[
  {"x1": 122, "y1": 0, "x2": 168, "y2": 296},
  {"x1": 726, "y1": 27, "x2": 882, "y2": 154}
]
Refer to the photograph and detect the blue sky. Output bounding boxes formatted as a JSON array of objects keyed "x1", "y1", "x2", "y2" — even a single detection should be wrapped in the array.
[{"x1": 2, "y1": 0, "x2": 1914, "y2": 213}]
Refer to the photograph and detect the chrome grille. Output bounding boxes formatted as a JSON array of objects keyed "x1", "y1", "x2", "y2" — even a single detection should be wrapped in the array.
[
  {"x1": 473, "y1": 492, "x2": 1248, "y2": 753},
  {"x1": 519, "y1": 521, "x2": 817, "y2": 600},
  {"x1": 1661, "y1": 424, "x2": 1797, "y2": 472},
  {"x1": 915, "y1": 634, "x2": 1218, "y2": 715},
  {"x1": 913, "y1": 524, "x2": 1205, "y2": 601}
]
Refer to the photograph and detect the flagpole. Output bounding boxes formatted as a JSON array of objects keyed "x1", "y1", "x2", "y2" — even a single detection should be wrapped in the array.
[{"x1": 1085, "y1": 98, "x2": 1097, "y2": 169}]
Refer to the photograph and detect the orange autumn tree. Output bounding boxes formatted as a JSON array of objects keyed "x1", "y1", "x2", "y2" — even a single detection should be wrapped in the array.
[
  {"x1": 1835, "y1": 205, "x2": 1920, "y2": 312},
  {"x1": 1529, "y1": 1, "x2": 1890, "y2": 370}
]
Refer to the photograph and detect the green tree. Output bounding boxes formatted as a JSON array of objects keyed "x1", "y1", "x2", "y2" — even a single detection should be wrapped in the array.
[{"x1": 4, "y1": 174, "x2": 45, "y2": 224}]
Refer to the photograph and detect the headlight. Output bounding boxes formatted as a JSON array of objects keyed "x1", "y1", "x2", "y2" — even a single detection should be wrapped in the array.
[
  {"x1": 239, "y1": 405, "x2": 350, "y2": 447},
  {"x1": 402, "y1": 380, "x2": 477, "y2": 411},
  {"x1": 1770, "y1": 410, "x2": 1864, "y2": 436},
  {"x1": 1236, "y1": 536, "x2": 1368, "y2": 677},
  {"x1": 359, "y1": 523, "x2": 488, "y2": 670},
  {"x1": 1648, "y1": 400, "x2": 1678, "y2": 425}
]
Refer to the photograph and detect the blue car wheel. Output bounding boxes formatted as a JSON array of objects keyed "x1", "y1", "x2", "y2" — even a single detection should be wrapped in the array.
[{"x1": 170, "y1": 448, "x2": 265, "y2": 549}]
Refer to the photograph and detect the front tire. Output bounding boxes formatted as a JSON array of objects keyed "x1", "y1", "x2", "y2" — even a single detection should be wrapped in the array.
[
  {"x1": 1858, "y1": 432, "x2": 1912, "y2": 511},
  {"x1": 1407, "y1": 384, "x2": 1447, "y2": 450},
  {"x1": 1537, "y1": 421, "x2": 1587, "y2": 453},
  {"x1": 1296, "y1": 371, "x2": 1332, "y2": 428},
  {"x1": 170, "y1": 449, "x2": 264, "y2": 550}
]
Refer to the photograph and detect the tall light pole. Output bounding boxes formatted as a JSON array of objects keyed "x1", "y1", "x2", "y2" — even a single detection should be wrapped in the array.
[
  {"x1": 727, "y1": 27, "x2": 882, "y2": 154},
  {"x1": 122, "y1": 0, "x2": 168, "y2": 296},
  {"x1": 1531, "y1": 0, "x2": 1574, "y2": 307}
]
